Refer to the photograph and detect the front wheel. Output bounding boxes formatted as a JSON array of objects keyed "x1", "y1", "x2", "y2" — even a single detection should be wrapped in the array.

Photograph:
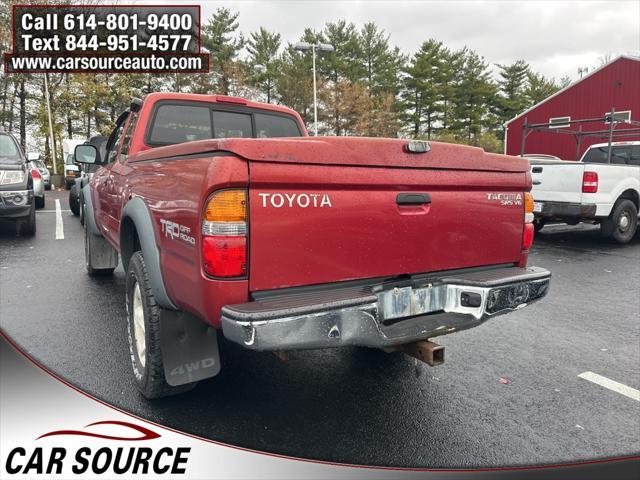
[
  {"x1": 126, "y1": 251, "x2": 197, "y2": 399},
  {"x1": 601, "y1": 200, "x2": 638, "y2": 244},
  {"x1": 17, "y1": 205, "x2": 36, "y2": 236}
]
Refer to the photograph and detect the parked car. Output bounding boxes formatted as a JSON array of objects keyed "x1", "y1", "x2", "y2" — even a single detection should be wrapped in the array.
[
  {"x1": 75, "y1": 92, "x2": 550, "y2": 399},
  {"x1": 530, "y1": 141, "x2": 640, "y2": 242},
  {"x1": 30, "y1": 164, "x2": 45, "y2": 209},
  {"x1": 0, "y1": 131, "x2": 36, "y2": 235},
  {"x1": 27, "y1": 153, "x2": 50, "y2": 190},
  {"x1": 70, "y1": 135, "x2": 107, "y2": 222},
  {"x1": 62, "y1": 139, "x2": 85, "y2": 189}
]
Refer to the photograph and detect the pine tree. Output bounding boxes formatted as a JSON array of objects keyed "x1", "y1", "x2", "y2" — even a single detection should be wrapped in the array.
[
  {"x1": 449, "y1": 48, "x2": 496, "y2": 142},
  {"x1": 359, "y1": 23, "x2": 398, "y2": 95},
  {"x1": 202, "y1": 8, "x2": 244, "y2": 95},
  {"x1": 494, "y1": 60, "x2": 530, "y2": 133},
  {"x1": 525, "y1": 71, "x2": 563, "y2": 105},
  {"x1": 401, "y1": 40, "x2": 450, "y2": 139},
  {"x1": 246, "y1": 27, "x2": 282, "y2": 103},
  {"x1": 275, "y1": 45, "x2": 315, "y2": 128}
]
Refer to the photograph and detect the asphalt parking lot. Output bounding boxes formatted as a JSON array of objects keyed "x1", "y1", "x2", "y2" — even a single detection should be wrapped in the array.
[{"x1": 1, "y1": 189, "x2": 639, "y2": 468}]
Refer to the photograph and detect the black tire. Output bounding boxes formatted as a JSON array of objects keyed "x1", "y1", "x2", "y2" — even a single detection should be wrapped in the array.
[
  {"x1": 126, "y1": 251, "x2": 197, "y2": 399},
  {"x1": 69, "y1": 185, "x2": 80, "y2": 216},
  {"x1": 45, "y1": 184, "x2": 51, "y2": 191},
  {"x1": 79, "y1": 192, "x2": 85, "y2": 226},
  {"x1": 84, "y1": 209, "x2": 115, "y2": 276},
  {"x1": 600, "y1": 199, "x2": 638, "y2": 244},
  {"x1": 17, "y1": 205, "x2": 36, "y2": 236},
  {"x1": 533, "y1": 218, "x2": 545, "y2": 233},
  {"x1": 35, "y1": 195, "x2": 45, "y2": 209}
]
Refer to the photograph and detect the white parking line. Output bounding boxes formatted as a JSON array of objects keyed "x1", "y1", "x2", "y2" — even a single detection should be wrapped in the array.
[
  {"x1": 578, "y1": 371, "x2": 640, "y2": 402},
  {"x1": 37, "y1": 210, "x2": 71, "y2": 213},
  {"x1": 55, "y1": 199, "x2": 64, "y2": 240}
]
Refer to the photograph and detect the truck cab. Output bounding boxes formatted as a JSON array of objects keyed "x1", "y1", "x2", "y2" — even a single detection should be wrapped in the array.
[
  {"x1": 530, "y1": 141, "x2": 640, "y2": 242},
  {"x1": 62, "y1": 139, "x2": 85, "y2": 189}
]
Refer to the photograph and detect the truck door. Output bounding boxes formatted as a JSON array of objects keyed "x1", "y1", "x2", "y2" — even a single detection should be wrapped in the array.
[
  {"x1": 94, "y1": 111, "x2": 128, "y2": 244},
  {"x1": 105, "y1": 112, "x2": 138, "y2": 244}
]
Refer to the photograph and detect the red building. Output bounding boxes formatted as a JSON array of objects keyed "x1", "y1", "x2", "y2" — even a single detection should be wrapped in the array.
[{"x1": 505, "y1": 55, "x2": 640, "y2": 160}]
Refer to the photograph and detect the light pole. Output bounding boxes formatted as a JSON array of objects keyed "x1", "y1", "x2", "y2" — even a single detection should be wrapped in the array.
[
  {"x1": 294, "y1": 42, "x2": 334, "y2": 136},
  {"x1": 43, "y1": 73, "x2": 57, "y2": 175}
]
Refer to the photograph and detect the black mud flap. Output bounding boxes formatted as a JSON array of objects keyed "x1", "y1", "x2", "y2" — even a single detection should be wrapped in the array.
[{"x1": 159, "y1": 310, "x2": 221, "y2": 386}]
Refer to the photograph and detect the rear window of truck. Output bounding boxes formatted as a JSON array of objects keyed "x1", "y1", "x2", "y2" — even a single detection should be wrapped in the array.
[
  {"x1": 148, "y1": 105, "x2": 213, "y2": 145},
  {"x1": 583, "y1": 145, "x2": 640, "y2": 165},
  {"x1": 147, "y1": 102, "x2": 302, "y2": 146},
  {"x1": 255, "y1": 113, "x2": 301, "y2": 138}
]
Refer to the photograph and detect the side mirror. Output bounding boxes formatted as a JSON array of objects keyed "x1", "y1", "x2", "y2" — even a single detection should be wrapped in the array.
[{"x1": 74, "y1": 145, "x2": 99, "y2": 165}]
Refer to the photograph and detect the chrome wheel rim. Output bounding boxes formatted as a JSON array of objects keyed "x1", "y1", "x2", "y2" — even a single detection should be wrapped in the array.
[
  {"x1": 132, "y1": 282, "x2": 146, "y2": 368},
  {"x1": 618, "y1": 212, "x2": 630, "y2": 232}
]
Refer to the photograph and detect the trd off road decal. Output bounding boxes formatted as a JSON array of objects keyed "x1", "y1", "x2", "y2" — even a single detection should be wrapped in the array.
[{"x1": 160, "y1": 219, "x2": 195, "y2": 245}]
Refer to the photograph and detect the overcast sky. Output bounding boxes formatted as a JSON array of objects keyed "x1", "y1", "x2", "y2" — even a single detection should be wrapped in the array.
[{"x1": 189, "y1": 0, "x2": 639, "y2": 81}]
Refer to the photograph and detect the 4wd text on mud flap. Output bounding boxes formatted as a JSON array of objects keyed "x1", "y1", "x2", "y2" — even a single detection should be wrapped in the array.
[{"x1": 169, "y1": 357, "x2": 216, "y2": 377}]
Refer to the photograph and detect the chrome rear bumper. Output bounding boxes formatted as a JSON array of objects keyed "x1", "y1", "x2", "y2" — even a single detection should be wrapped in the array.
[{"x1": 221, "y1": 266, "x2": 551, "y2": 351}]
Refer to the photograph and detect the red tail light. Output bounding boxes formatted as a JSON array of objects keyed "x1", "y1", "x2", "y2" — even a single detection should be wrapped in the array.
[
  {"x1": 582, "y1": 172, "x2": 598, "y2": 193},
  {"x1": 31, "y1": 168, "x2": 41, "y2": 180},
  {"x1": 522, "y1": 223, "x2": 534, "y2": 251},
  {"x1": 202, "y1": 236, "x2": 247, "y2": 277},
  {"x1": 202, "y1": 190, "x2": 247, "y2": 278}
]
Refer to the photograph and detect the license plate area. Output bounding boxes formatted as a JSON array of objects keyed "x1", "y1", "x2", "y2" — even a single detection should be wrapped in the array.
[
  {"x1": 533, "y1": 201, "x2": 543, "y2": 213},
  {"x1": 377, "y1": 285, "x2": 447, "y2": 321}
]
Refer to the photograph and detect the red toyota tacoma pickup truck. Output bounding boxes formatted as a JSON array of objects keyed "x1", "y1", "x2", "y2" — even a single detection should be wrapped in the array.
[{"x1": 75, "y1": 92, "x2": 551, "y2": 398}]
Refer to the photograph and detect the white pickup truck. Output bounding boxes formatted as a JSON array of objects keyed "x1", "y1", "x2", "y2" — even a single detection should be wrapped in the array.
[{"x1": 529, "y1": 141, "x2": 640, "y2": 243}]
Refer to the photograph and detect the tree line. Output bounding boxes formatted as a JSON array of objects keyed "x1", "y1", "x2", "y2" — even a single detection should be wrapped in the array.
[{"x1": 0, "y1": 2, "x2": 572, "y2": 167}]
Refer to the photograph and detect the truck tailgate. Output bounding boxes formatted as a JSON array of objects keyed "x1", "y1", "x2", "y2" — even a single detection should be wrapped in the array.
[
  {"x1": 530, "y1": 160, "x2": 585, "y2": 203},
  {"x1": 244, "y1": 137, "x2": 530, "y2": 292}
]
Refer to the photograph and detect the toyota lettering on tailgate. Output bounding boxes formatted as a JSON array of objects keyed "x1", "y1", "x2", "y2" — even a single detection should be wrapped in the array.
[{"x1": 258, "y1": 192, "x2": 333, "y2": 208}]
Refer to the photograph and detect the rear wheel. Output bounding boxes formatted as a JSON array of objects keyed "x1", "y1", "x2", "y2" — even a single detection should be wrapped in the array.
[
  {"x1": 79, "y1": 191, "x2": 85, "y2": 225},
  {"x1": 35, "y1": 195, "x2": 45, "y2": 209},
  {"x1": 601, "y1": 199, "x2": 638, "y2": 244},
  {"x1": 533, "y1": 218, "x2": 545, "y2": 233},
  {"x1": 126, "y1": 251, "x2": 196, "y2": 399},
  {"x1": 69, "y1": 185, "x2": 80, "y2": 216}
]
